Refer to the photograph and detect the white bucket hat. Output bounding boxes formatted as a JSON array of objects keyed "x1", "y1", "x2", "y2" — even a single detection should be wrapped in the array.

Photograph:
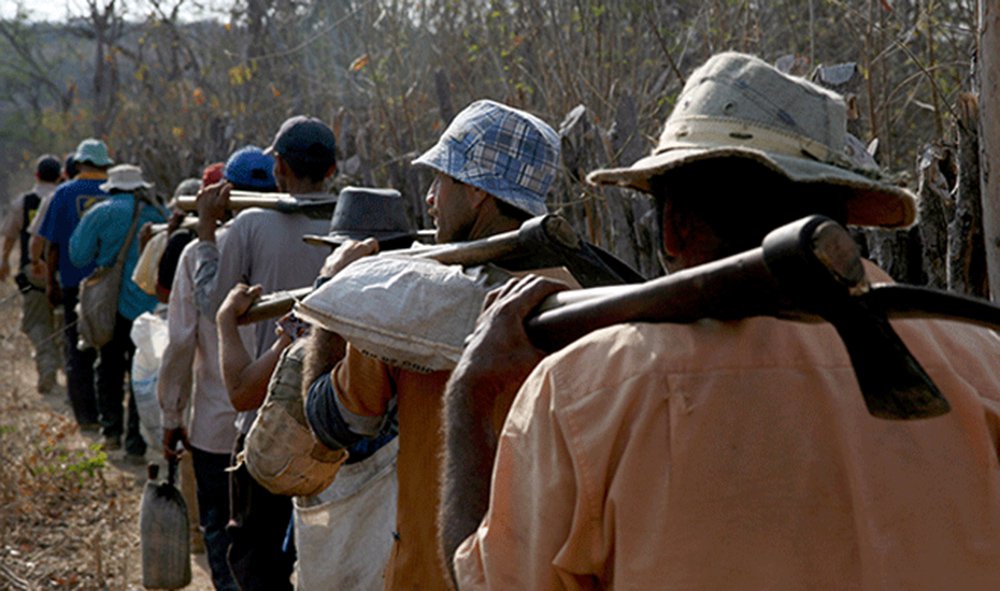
[
  {"x1": 588, "y1": 52, "x2": 916, "y2": 228},
  {"x1": 100, "y1": 164, "x2": 153, "y2": 193}
]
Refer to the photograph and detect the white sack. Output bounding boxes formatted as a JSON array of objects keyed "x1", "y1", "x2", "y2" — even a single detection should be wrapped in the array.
[
  {"x1": 293, "y1": 438, "x2": 398, "y2": 591},
  {"x1": 295, "y1": 255, "x2": 507, "y2": 372}
]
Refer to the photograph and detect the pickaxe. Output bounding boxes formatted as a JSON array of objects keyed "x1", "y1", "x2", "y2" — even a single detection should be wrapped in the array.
[{"x1": 526, "y1": 215, "x2": 1000, "y2": 421}]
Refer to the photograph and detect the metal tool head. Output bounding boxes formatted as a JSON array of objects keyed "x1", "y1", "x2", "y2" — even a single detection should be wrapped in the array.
[{"x1": 762, "y1": 216, "x2": 950, "y2": 420}]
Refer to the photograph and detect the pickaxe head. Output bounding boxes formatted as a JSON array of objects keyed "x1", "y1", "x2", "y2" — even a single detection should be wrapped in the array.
[{"x1": 762, "y1": 216, "x2": 950, "y2": 420}]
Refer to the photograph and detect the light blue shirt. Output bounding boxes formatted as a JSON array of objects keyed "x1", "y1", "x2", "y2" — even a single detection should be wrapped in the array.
[{"x1": 69, "y1": 192, "x2": 166, "y2": 321}]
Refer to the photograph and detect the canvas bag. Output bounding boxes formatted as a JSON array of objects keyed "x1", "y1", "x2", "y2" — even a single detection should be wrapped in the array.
[
  {"x1": 244, "y1": 339, "x2": 348, "y2": 497},
  {"x1": 76, "y1": 196, "x2": 142, "y2": 349},
  {"x1": 132, "y1": 229, "x2": 168, "y2": 296},
  {"x1": 293, "y1": 438, "x2": 398, "y2": 591},
  {"x1": 294, "y1": 254, "x2": 510, "y2": 373}
]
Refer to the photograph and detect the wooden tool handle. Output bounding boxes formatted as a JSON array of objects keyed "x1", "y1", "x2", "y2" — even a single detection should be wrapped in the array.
[{"x1": 237, "y1": 287, "x2": 313, "y2": 325}]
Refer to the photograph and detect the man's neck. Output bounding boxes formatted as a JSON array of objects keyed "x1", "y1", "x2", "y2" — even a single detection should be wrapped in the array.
[
  {"x1": 280, "y1": 177, "x2": 326, "y2": 195},
  {"x1": 466, "y1": 212, "x2": 521, "y2": 242},
  {"x1": 75, "y1": 165, "x2": 107, "y2": 181}
]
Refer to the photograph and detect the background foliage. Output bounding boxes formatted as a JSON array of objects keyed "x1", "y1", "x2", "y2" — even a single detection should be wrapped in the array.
[{"x1": 0, "y1": 0, "x2": 980, "y2": 275}]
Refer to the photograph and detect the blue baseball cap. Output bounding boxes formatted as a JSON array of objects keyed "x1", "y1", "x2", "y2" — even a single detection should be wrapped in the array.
[
  {"x1": 264, "y1": 115, "x2": 337, "y2": 167},
  {"x1": 224, "y1": 146, "x2": 277, "y2": 191},
  {"x1": 74, "y1": 138, "x2": 114, "y2": 167},
  {"x1": 412, "y1": 100, "x2": 559, "y2": 217}
]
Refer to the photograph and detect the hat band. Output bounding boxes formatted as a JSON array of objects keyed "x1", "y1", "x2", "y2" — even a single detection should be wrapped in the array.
[{"x1": 655, "y1": 116, "x2": 852, "y2": 169}]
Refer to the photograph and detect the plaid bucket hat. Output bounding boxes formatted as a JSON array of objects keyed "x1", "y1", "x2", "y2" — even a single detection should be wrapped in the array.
[
  {"x1": 588, "y1": 52, "x2": 916, "y2": 228},
  {"x1": 412, "y1": 99, "x2": 560, "y2": 217}
]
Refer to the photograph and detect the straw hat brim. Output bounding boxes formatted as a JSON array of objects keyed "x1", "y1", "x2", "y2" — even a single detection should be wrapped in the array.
[{"x1": 587, "y1": 146, "x2": 916, "y2": 228}]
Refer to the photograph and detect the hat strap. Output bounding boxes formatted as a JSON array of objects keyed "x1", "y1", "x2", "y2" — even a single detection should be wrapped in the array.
[{"x1": 656, "y1": 116, "x2": 853, "y2": 169}]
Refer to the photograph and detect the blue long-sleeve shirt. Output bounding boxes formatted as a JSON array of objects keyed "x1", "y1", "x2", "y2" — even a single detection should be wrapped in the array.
[
  {"x1": 69, "y1": 192, "x2": 166, "y2": 320},
  {"x1": 306, "y1": 372, "x2": 398, "y2": 464}
]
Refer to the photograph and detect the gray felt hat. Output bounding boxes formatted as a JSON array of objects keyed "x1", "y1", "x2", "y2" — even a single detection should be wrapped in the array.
[
  {"x1": 307, "y1": 187, "x2": 417, "y2": 246},
  {"x1": 587, "y1": 52, "x2": 916, "y2": 228}
]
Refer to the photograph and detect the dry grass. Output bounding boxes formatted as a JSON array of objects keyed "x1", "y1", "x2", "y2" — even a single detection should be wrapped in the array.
[{"x1": 0, "y1": 279, "x2": 145, "y2": 590}]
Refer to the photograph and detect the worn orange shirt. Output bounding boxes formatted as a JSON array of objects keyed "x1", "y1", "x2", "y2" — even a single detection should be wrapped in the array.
[
  {"x1": 455, "y1": 299, "x2": 1000, "y2": 587},
  {"x1": 334, "y1": 345, "x2": 453, "y2": 590}
]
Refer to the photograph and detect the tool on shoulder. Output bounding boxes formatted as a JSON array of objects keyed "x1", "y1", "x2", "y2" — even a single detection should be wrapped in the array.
[
  {"x1": 239, "y1": 215, "x2": 642, "y2": 325},
  {"x1": 527, "y1": 215, "x2": 1000, "y2": 421},
  {"x1": 139, "y1": 459, "x2": 192, "y2": 589},
  {"x1": 149, "y1": 216, "x2": 199, "y2": 235},
  {"x1": 175, "y1": 190, "x2": 338, "y2": 217}
]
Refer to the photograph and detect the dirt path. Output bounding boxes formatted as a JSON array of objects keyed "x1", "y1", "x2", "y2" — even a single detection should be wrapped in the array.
[{"x1": 0, "y1": 280, "x2": 216, "y2": 590}]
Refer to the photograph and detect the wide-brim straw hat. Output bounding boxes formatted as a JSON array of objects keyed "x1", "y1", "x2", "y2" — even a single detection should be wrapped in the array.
[
  {"x1": 99, "y1": 164, "x2": 152, "y2": 192},
  {"x1": 587, "y1": 52, "x2": 916, "y2": 228}
]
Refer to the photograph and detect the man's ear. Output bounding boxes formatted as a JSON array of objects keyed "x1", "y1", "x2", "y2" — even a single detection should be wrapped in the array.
[
  {"x1": 274, "y1": 155, "x2": 289, "y2": 177},
  {"x1": 324, "y1": 163, "x2": 337, "y2": 180},
  {"x1": 661, "y1": 199, "x2": 684, "y2": 257}
]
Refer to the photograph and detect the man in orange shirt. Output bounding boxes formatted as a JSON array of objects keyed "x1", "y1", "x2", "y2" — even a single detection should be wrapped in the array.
[
  {"x1": 440, "y1": 52, "x2": 1000, "y2": 589},
  {"x1": 302, "y1": 100, "x2": 563, "y2": 590}
]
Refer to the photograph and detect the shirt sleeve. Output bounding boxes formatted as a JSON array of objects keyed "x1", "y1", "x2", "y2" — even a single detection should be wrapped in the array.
[
  {"x1": 194, "y1": 218, "x2": 249, "y2": 317},
  {"x1": 36, "y1": 189, "x2": 62, "y2": 244},
  {"x1": 157, "y1": 244, "x2": 198, "y2": 430},
  {"x1": 193, "y1": 239, "x2": 222, "y2": 316},
  {"x1": 305, "y1": 344, "x2": 396, "y2": 450},
  {"x1": 453, "y1": 363, "x2": 599, "y2": 590}
]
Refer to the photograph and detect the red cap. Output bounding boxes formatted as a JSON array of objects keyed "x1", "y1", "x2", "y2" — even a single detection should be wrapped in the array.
[{"x1": 201, "y1": 162, "x2": 225, "y2": 187}]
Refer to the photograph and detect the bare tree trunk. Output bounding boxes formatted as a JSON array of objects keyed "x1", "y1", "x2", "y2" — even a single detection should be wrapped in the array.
[
  {"x1": 915, "y1": 144, "x2": 954, "y2": 290},
  {"x1": 978, "y1": 0, "x2": 1000, "y2": 300},
  {"x1": 950, "y1": 93, "x2": 990, "y2": 297}
]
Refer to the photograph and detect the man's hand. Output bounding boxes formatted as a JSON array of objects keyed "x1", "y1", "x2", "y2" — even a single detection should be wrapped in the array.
[
  {"x1": 162, "y1": 426, "x2": 191, "y2": 461},
  {"x1": 166, "y1": 209, "x2": 186, "y2": 234},
  {"x1": 217, "y1": 283, "x2": 262, "y2": 327},
  {"x1": 318, "y1": 238, "x2": 379, "y2": 279},
  {"x1": 46, "y1": 281, "x2": 62, "y2": 307},
  {"x1": 138, "y1": 221, "x2": 154, "y2": 251},
  {"x1": 28, "y1": 259, "x2": 46, "y2": 282},
  {"x1": 196, "y1": 181, "x2": 231, "y2": 242},
  {"x1": 454, "y1": 275, "x2": 569, "y2": 418}
]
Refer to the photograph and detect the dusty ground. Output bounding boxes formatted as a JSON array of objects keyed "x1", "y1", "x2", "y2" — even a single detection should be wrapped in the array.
[{"x1": 0, "y1": 279, "x2": 215, "y2": 590}]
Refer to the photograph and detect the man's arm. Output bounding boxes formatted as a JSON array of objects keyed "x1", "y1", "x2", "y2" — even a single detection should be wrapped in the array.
[
  {"x1": 301, "y1": 327, "x2": 346, "y2": 399},
  {"x1": 157, "y1": 244, "x2": 198, "y2": 461},
  {"x1": 298, "y1": 238, "x2": 388, "y2": 450},
  {"x1": 439, "y1": 276, "x2": 566, "y2": 582},
  {"x1": 192, "y1": 182, "x2": 232, "y2": 315},
  {"x1": 44, "y1": 241, "x2": 61, "y2": 306},
  {"x1": 216, "y1": 283, "x2": 293, "y2": 411},
  {"x1": 0, "y1": 197, "x2": 24, "y2": 281},
  {"x1": 0, "y1": 236, "x2": 15, "y2": 282},
  {"x1": 28, "y1": 235, "x2": 48, "y2": 279}
]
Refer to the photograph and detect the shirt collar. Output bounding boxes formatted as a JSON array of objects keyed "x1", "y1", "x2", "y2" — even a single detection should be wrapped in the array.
[
  {"x1": 32, "y1": 182, "x2": 57, "y2": 198},
  {"x1": 76, "y1": 171, "x2": 108, "y2": 181}
]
